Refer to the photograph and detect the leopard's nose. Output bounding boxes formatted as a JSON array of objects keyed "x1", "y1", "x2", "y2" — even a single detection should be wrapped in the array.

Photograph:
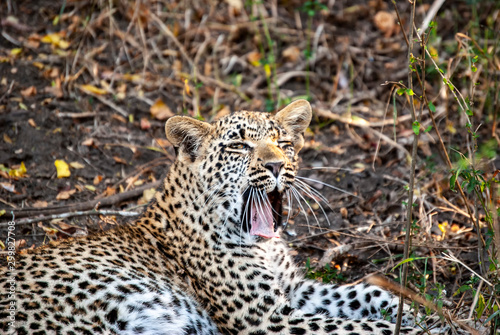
[{"x1": 264, "y1": 161, "x2": 284, "y2": 178}]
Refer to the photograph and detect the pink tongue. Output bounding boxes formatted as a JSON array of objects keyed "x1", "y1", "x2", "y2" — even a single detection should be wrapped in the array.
[{"x1": 249, "y1": 200, "x2": 279, "y2": 238}]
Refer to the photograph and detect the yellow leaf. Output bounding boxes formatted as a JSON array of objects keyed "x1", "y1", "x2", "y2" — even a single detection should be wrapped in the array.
[
  {"x1": 264, "y1": 64, "x2": 271, "y2": 78},
  {"x1": 9, "y1": 162, "x2": 27, "y2": 177},
  {"x1": 184, "y1": 79, "x2": 191, "y2": 96},
  {"x1": 150, "y1": 99, "x2": 174, "y2": 120},
  {"x1": 85, "y1": 185, "x2": 96, "y2": 192},
  {"x1": 446, "y1": 122, "x2": 457, "y2": 134},
  {"x1": 438, "y1": 221, "x2": 447, "y2": 234},
  {"x1": 41, "y1": 32, "x2": 69, "y2": 49},
  {"x1": 79, "y1": 84, "x2": 107, "y2": 95},
  {"x1": 122, "y1": 74, "x2": 141, "y2": 82},
  {"x1": 11, "y1": 48, "x2": 23, "y2": 56},
  {"x1": 54, "y1": 159, "x2": 71, "y2": 178},
  {"x1": 32, "y1": 62, "x2": 45, "y2": 69},
  {"x1": 428, "y1": 46, "x2": 439, "y2": 60}
]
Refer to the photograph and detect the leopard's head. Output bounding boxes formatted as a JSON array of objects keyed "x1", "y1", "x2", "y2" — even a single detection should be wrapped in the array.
[{"x1": 165, "y1": 100, "x2": 312, "y2": 241}]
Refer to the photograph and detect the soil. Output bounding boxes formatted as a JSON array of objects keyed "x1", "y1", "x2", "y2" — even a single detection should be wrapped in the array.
[{"x1": 0, "y1": 0, "x2": 498, "y2": 328}]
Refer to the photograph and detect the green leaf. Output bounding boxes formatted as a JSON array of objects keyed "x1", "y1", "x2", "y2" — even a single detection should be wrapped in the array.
[
  {"x1": 475, "y1": 293, "x2": 486, "y2": 319},
  {"x1": 450, "y1": 170, "x2": 459, "y2": 192},
  {"x1": 412, "y1": 121, "x2": 420, "y2": 135},
  {"x1": 466, "y1": 109, "x2": 473, "y2": 116},
  {"x1": 396, "y1": 88, "x2": 406, "y2": 96},
  {"x1": 428, "y1": 101, "x2": 436, "y2": 113},
  {"x1": 483, "y1": 309, "x2": 500, "y2": 326},
  {"x1": 471, "y1": 65, "x2": 477, "y2": 72},
  {"x1": 424, "y1": 125, "x2": 432, "y2": 132},
  {"x1": 406, "y1": 88, "x2": 414, "y2": 96}
]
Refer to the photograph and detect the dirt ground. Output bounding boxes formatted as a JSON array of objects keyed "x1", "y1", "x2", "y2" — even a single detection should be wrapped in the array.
[{"x1": 0, "y1": 0, "x2": 499, "y2": 331}]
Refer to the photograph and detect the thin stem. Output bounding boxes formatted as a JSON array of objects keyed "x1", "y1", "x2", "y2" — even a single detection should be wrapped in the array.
[{"x1": 395, "y1": 1, "x2": 416, "y2": 333}]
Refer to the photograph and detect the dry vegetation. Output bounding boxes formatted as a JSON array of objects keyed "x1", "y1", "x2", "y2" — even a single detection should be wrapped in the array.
[{"x1": 0, "y1": 0, "x2": 499, "y2": 333}]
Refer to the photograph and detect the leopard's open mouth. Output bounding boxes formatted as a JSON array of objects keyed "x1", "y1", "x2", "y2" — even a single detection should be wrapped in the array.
[{"x1": 242, "y1": 188, "x2": 283, "y2": 239}]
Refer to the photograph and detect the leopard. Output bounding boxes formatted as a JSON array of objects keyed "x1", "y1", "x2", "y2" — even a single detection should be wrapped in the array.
[{"x1": 1, "y1": 100, "x2": 438, "y2": 334}]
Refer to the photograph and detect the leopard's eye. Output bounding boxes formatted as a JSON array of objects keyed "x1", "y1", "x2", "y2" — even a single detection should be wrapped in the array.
[
  {"x1": 228, "y1": 143, "x2": 248, "y2": 150},
  {"x1": 278, "y1": 141, "x2": 293, "y2": 150}
]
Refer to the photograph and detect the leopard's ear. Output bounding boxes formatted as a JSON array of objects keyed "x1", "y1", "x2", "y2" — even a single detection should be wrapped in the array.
[
  {"x1": 165, "y1": 116, "x2": 213, "y2": 160},
  {"x1": 275, "y1": 99, "x2": 312, "y2": 136}
]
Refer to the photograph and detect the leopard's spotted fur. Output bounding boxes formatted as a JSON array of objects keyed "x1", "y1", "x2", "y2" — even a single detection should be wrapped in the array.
[{"x1": 1, "y1": 100, "x2": 428, "y2": 334}]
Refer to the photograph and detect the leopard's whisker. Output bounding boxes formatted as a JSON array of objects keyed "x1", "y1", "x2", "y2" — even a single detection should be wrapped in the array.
[
  {"x1": 194, "y1": 182, "x2": 221, "y2": 203},
  {"x1": 239, "y1": 186, "x2": 252, "y2": 240},
  {"x1": 295, "y1": 175, "x2": 357, "y2": 198},
  {"x1": 202, "y1": 182, "x2": 226, "y2": 208},
  {"x1": 288, "y1": 186, "x2": 311, "y2": 231},
  {"x1": 294, "y1": 182, "x2": 331, "y2": 227},
  {"x1": 290, "y1": 186, "x2": 321, "y2": 229},
  {"x1": 254, "y1": 188, "x2": 269, "y2": 227},
  {"x1": 284, "y1": 189, "x2": 292, "y2": 227},
  {"x1": 294, "y1": 179, "x2": 332, "y2": 210}
]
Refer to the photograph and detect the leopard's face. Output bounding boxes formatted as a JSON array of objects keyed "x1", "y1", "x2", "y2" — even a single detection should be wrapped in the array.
[{"x1": 165, "y1": 100, "x2": 312, "y2": 240}]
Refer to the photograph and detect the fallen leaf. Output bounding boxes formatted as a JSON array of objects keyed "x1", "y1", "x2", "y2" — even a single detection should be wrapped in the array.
[
  {"x1": 82, "y1": 138, "x2": 94, "y2": 146},
  {"x1": 103, "y1": 186, "x2": 116, "y2": 197},
  {"x1": 21, "y1": 86, "x2": 37, "y2": 97},
  {"x1": 140, "y1": 117, "x2": 151, "y2": 130},
  {"x1": 373, "y1": 11, "x2": 396, "y2": 37},
  {"x1": 282, "y1": 46, "x2": 301, "y2": 63},
  {"x1": 85, "y1": 185, "x2": 96, "y2": 192},
  {"x1": 93, "y1": 175, "x2": 103, "y2": 185},
  {"x1": 32, "y1": 200, "x2": 48, "y2": 208},
  {"x1": 138, "y1": 188, "x2": 156, "y2": 205},
  {"x1": 183, "y1": 79, "x2": 191, "y2": 96},
  {"x1": 69, "y1": 161, "x2": 85, "y2": 169},
  {"x1": 11, "y1": 48, "x2": 22, "y2": 56},
  {"x1": 79, "y1": 84, "x2": 107, "y2": 95},
  {"x1": 41, "y1": 32, "x2": 69, "y2": 49},
  {"x1": 32, "y1": 62, "x2": 44, "y2": 69},
  {"x1": 150, "y1": 99, "x2": 174, "y2": 120},
  {"x1": 224, "y1": 0, "x2": 243, "y2": 10},
  {"x1": 54, "y1": 159, "x2": 71, "y2": 178},
  {"x1": 113, "y1": 156, "x2": 128, "y2": 165},
  {"x1": 9, "y1": 162, "x2": 27, "y2": 177},
  {"x1": 28, "y1": 118, "x2": 37, "y2": 128},
  {"x1": 56, "y1": 189, "x2": 76, "y2": 200},
  {"x1": 3, "y1": 133, "x2": 12, "y2": 144},
  {"x1": 247, "y1": 51, "x2": 262, "y2": 67},
  {"x1": 40, "y1": 225, "x2": 59, "y2": 235},
  {"x1": 45, "y1": 77, "x2": 63, "y2": 98},
  {"x1": 0, "y1": 182, "x2": 15, "y2": 193}
]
